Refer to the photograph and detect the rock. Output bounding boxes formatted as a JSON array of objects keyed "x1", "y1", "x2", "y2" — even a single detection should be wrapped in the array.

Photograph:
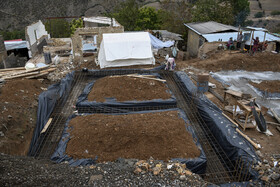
[
  {"x1": 185, "y1": 170, "x2": 192, "y2": 175},
  {"x1": 134, "y1": 167, "x2": 142, "y2": 175},
  {"x1": 263, "y1": 159, "x2": 269, "y2": 164},
  {"x1": 88, "y1": 175, "x2": 103, "y2": 184},
  {"x1": 261, "y1": 175, "x2": 270, "y2": 182},
  {"x1": 270, "y1": 173, "x2": 280, "y2": 181},
  {"x1": 179, "y1": 175, "x2": 186, "y2": 181},
  {"x1": 89, "y1": 165, "x2": 96, "y2": 169},
  {"x1": 153, "y1": 166, "x2": 161, "y2": 175},
  {"x1": 8, "y1": 115, "x2": 12, "y2": 118},
  {"x1": 256, "y1": 150, "x2": 264, "y2": 158},
  {"x1": 259, "y1": 170, "x2": 265, "y2": 175},
  {"x1": 0, "y1": 131, "x2": 4, "y2": 137}
]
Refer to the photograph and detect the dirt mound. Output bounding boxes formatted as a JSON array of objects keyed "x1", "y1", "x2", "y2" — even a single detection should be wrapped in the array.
[
  {"x1": 88, "y1": 76, "x2": 171, "y2": 102},
  {"x1": 250, "y1": 80, "x2": 280, "y2": 93},
  {"x1": 65, "y1": 111, "x2": 200, "y2": 162},
  {"x1": 0, "y1": 79, "x2": 50, "y2": 155},
  {"x1": 177, "y1": 51, "x2": 280, "y2": 72}
]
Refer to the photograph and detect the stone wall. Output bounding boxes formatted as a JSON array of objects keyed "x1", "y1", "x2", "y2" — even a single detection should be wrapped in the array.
[
  {"x1": 0, "y1": 35, "x2": 7, "y2": 67},
  {"x1": 72, "y1": 26, "x2": 124, "y2": 63}
]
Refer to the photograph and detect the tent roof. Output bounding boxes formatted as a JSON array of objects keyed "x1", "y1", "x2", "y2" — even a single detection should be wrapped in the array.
[{"x1": 103, "y1": 32, "x2": 153, "y2": 62}]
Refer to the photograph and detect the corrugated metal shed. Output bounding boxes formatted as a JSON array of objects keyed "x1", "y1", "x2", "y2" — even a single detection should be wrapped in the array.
[
  {"x1": 152, "y1": 30, "x2": 183, "y2": 41},
  {"x1": 202, "y1": 31, "x2": 280, "y2": 43},
  {"x1": 184, "y1": 21, "x2": 238, "y2": 35}
]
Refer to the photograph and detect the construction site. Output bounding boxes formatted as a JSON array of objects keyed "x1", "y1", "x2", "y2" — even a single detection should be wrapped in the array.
[{"x1": 1, "y1": 10, "x2": 280, "y2": 187}]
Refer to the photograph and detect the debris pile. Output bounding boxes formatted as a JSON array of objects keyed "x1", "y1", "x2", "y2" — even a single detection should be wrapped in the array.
[{"x1": 254, "y1": 153, "x2": 280, "y2": 184}]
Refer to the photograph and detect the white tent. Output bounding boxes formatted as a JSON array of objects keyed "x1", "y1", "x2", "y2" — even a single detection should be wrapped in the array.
[{"x1": 97, "y1": 32, "x2": 155, "y2": 69}]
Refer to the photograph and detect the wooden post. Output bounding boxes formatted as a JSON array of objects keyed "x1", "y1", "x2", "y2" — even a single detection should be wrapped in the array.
[
  {"x1": 262, "y1": 31, "x2": 267, "y2": 51},
  {"x1": 249, "y1": 30, "x2": 254, "y2": 52}
]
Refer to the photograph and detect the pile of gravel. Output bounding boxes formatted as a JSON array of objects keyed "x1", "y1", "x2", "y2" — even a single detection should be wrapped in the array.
[{"x1": 0, "y1": 153, "x2": 208, "y2": 186}]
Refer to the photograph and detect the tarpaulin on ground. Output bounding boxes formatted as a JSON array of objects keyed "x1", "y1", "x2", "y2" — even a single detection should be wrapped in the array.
[
  {"x1": 76, "y1": 73, "x2": 177, "y2": 112},
  {"x1": 51, "y1": 108, "x2": 207, "y2": 174},
  {"x1": 176, "y1": 71, "x2": 259, "y2": 181},
  {"x1": 28, "y1": 72, "x2": 74, "y2": 155},
  {"x1": 149, "y1": 33, "x2": 174, "y2": 49}
]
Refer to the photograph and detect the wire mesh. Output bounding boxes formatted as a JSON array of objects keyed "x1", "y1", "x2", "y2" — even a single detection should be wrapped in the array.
[{"x1": 29, "y1": 69, "x2": 255, "y2": 185}]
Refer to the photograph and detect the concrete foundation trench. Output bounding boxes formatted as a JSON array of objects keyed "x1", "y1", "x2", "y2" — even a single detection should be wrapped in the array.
[{"x1": 28, "y1": 69, "x2": 257, "y2": 185}]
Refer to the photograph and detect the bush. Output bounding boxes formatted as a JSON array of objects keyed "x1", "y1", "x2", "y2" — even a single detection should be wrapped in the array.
[
  {"x1": 271, "y1": 10, "x2": 280, "y2": 16},
  {"x1": 254, "y1": 12, "x2": 264, "y2": 18},
  {"x1": 244, "y1": 20, "x2": 254, "y2": 26},
  {"x1": 0, "y1": 30, "x2": 25, "y2": 40}
]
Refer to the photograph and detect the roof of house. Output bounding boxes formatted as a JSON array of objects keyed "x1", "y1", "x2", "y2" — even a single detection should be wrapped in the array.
[
  {"x1": 184, "y1": 21, "x2": 238, "y2": 35},
  {"x1": 152, "y1": 30, "x2": 183, "y2": 41}
]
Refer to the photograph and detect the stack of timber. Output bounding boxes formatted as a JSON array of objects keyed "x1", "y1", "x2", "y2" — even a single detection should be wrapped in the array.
[{"x1": 0, "y1": 66, "x2": 56, "y2": 80}]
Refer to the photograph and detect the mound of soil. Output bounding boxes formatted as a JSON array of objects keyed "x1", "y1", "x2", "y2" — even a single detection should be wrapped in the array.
[
  {"x1": 177, "y1": 51, "x2": 280, "y2": 72},
  {"x1": 65, "y1": 111, "x2": 200, "y2": 162},
  {"x1": 250, "y1": 80, "x2": 280, "y2": 93},
  {"x1": 0, "y1": 79, "x2": 50, "y2": 155},
  {"x1": 88, "y1": 76, "x2": 171, "y2": 102}
]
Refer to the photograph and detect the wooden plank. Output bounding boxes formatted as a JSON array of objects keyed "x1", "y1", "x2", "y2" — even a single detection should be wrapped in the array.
[
  {"x1": 40, "y1": 118, "x2": 53, "y2": 134},
  {"x1": 3, "y1": 71, "x2": 40, "y2": 80},
  {"x1": 223, "y1": 112, "x2": 260, "y2": 149},
  {"x1": 0, "y1": 67, "x2": 26, "y2": 72},
  {"x1": 271, "y1": 109, "x2": 280, "y2": 124},
  {"x1": 126, "y1": 75, "x2": 166, "y2": 82},
  {"x1": 26, "y1": 72, "x2": 49, "y2": 79},
  {"x1": 225, "y1": 89, "x2": 243, "y2": 98},
  {"x1": 3, "y1": 66, "x2": 50, "y2": 78},
  {"x1": 236, "y1": 128, "x2": 260, "y2": 149}
]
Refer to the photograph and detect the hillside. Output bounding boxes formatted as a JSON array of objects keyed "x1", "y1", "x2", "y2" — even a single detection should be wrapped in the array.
[{"x1": 0, "y1": 0, "x2": 160, "y2": 31}]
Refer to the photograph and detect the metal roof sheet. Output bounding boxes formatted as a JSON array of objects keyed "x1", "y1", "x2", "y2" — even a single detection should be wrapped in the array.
[
  {"x1": 152, "y1": 30, "x2": 183, "y2": 41},
  {"x1": 202, "y1": 31, "x2": 280, "y2": 42},
  {"x1": 185, "y1": 21, "x2": 238, "y2": 35}
]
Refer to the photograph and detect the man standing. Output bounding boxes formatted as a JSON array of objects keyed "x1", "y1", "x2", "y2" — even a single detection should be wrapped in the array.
[{"x1": 237, "y1": 31, "x2": 243, "y2": 49}]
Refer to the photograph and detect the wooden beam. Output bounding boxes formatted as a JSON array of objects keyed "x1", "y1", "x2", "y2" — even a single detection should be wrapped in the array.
[
  {"x1": 40, "y1": 118, "x2": 53, "y2": 134},
  {"x1": 271, "y1": 109, "x2": 280, "y2": 124},
  {"x1": 3, "y1": 71, "x2": 40, "y2": 80},
  {"x1": 0, "y1": 67, "x2": 26, "y2": 72},
  {"x1": 223, "y1": 112, "x2": 260, "y2": 149}
]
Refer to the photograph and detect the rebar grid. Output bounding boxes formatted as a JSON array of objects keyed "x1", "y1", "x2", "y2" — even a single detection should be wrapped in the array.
[
  {"x1": 29, "y1": 69, "x2": 254, "y2": 185},
  {"x1": 160, "y1": 71, "x2": 252, "y2": 184}
]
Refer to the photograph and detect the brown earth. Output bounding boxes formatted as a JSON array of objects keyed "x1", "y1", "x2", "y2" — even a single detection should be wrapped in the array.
[
  {"x1": 88, "y1": 76, "x2": 171, "y2": 102},
  {"x1": 0, "y1": 79, "x2": 51, "y2": 155},
  {"x1": 250, "y1": 80, "x2": 280, "y2": 93},
  {"x1": 177, "y1": 51, "x2": 280, "y2": 72},
  {"x1": 65, "y1": 111, "x2": 201, "y2": 162}
]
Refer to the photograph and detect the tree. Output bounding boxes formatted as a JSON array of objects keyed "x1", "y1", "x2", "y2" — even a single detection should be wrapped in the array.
[
  {"x1": 110, "y1": 0, "x2": 162, "y2": 31},
  {"x1": 110, "y1": 0, "x2": 140, "y2": 31},
  {"x1": 136, "y1": 7, "x2": 162, "y2": 30},
  {"x1": 45, "y1": 19, "x2": 71, "y2": 38},
  {"x1": 226, "y1": 0, "x2": 250, "y2": 26},
  {"x1": 192, "y1": 0, "x2": 234, "y2": 25},
  {"x1": 70, "y1": 18, "x2": 84, "y2": 35},
  {"x1": 160, "y1": 0, "x2": 192, "y2": 34}
]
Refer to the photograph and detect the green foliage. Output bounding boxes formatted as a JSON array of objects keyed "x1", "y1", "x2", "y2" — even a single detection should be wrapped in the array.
[
  {"x1": 192, "y1": 0, "x2": 234, "y2": 25},
  {"x1": 271, "y1": 10, "x2": 280, "y2": 16},
  {"x1": 244, "y1": 20, "x2": 254, "y2": 26},
  {"x1": 110, "y1": 0, "x2": 162, "y2": 31},
  {"x1": 254, "y1": 12, "x2": 264, "y2": 18},
  {"x1": 135, "y1": 7, "x2": 162, "y2": 30},
  {"x1": 70, "y1": 18, "x2": 84, "y2": 35},
  {"x1": 110, "y1": 0, "x2": 140, "y2": 31},
  {"x1": 160, "y1": 0, "x2": 192, "y2": 34},
  {"x1": 45, "y1": 19, "x2": 71, "y2": 38},
  {"x1": 0, "y1": 30, "x2": 25, "y2": 40}
]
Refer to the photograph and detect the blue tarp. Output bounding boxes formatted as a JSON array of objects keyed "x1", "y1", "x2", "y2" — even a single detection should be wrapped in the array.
[
  {"x1": 28, "y1": 72, "x2": 74, "y2": 155},
  {"x1": 51, "y1": 109, "x2": 207, "y2": 174},
  {"x1": 149, "y1": 33, "x2": 174, "y2": 49},
  {"x1": 175, "y1": 71, "x2": 259, "y2": 181}
]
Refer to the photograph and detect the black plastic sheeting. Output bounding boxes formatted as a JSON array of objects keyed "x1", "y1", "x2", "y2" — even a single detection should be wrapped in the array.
[
  {"x1": 175, "y1": 71, "x2": 260, "y2": 181},
  {"x1": 51, "y1": 109, "x2": 207, "y2": 174},
  {"x1": 76, "y1": 73, "x2": 176, "y2": 111},
  {"x1": 28, "y1": 72, "x2": 75, "y2": 155}
]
